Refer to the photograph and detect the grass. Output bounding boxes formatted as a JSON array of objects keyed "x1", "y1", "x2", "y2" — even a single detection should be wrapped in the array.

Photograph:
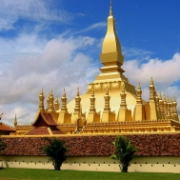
[{"x1": 0, "y1": 168, "x2": 180, "y2": 180}]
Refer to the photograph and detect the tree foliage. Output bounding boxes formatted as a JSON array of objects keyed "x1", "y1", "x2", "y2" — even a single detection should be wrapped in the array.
[
  {"x1": 111, "y1": 136, "x2": 138, "y2": 173},
  {"x1": 42, "y1": 138, "x2": 69, "y2": 170},
  {"x1": 0, "y1": 139, "x2": 6, "y2": 154}
]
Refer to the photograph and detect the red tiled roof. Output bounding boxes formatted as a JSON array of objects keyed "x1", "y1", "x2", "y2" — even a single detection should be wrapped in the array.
[
  {"x1": 26, "y1": 127, "x2": 49, "y2": 135},
  {"x1": 41, "y1": 112, "x2": 57, "y2": 126},
  {"x1": 26, "y1": 126, "x2": 61, "y2": 135},
  {"x1": 0, "y1": 122, "x2": 15, "y2": 132},
  {"x1": 32, "y1": 111, "x2": 57, "y2": 127}
]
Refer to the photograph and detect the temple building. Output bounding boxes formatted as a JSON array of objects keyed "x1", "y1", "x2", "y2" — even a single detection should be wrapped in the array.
[
  {"x1": 0, "y1": 114, "x2": 15, "y2": 135},
  {"x1": 13, "y1": 3, "x2": 179, "y2": 136}
]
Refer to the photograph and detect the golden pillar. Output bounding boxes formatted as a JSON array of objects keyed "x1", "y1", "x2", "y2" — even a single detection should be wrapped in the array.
[
  {"x1": 58, "y1": 89, "x2": 71, "y2": 124},
  {"x1": 134, "y1": 83, "x2": 145, "y2": 121},
  {"x1": 87, "y1": 91, "x2": 100, "y2": 123},
  {"x1": 172, "y1": 97, "x2": 179, "y2": 122},
  {"x1": 46, "y1": 90, "x2": 55, "y2": 113},
  {"x1": 72, "y1": 88, "x2": 81, "y2": 122},
  {"x1": 118, "y1": 83, "x2": 131, "y2": 121},
  {"x1": 159, "y1": 92, "x2": 165, "y2": 119},
  {"x1": 14, "y1": 114, "x2": 17, "y2": 128},
  {"x1": 102, "y1": 87, "x2": 111, "y2": 123},
  {"x1": 38, "y1": 89, "x2": 45, "y2": 111},
  {"x1": 148, "y1": 78, "x2": 158, "y2": 120},
  {"x1": 54, "y1": 98, "x2": 60, "y2": 111}
]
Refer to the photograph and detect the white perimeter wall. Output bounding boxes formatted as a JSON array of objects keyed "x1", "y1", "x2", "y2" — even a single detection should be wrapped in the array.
[{"x1": 1, "y1": 156, "x2": 180, "y2": 173}]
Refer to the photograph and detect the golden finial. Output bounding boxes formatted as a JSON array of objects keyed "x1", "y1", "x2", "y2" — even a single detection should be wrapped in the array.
[
  {"x1": 122, "y1": 82, "x2": 125, "y2": 92},
  {"x1": 138, "y1": 82, "x2": 141, "y2": 90},
  {"x1": 76, "y1": 88, "x2": 80, "y2": 96},
  {"x1": 39, "y1": 89, "x2": 44, "y2": 98},
  {"x1": 164, "y1": 94, "x2": 167, "y2": 101},
  {"x1": 55, "y1": 97, "x2": 59, "y2": 104},
  {"x1": 170, "y1": 97, "x2": 172, "y2": 103},
  {"x1": 40, "y1": 88, "x2": 44, "y2": 95},
  {"x1": 14, "y1": 114, "x2": 17, "y2": 123},
  {"x1": 150, "y1": 77, "x2": 154, "y2": 86},
  {"x1": 62, "y1": 89, "x2": 66, "y2": 97},
  {"x1": 14, "y1": 114, "x2": 17, "y2": 127},
  {"x1": 91, "y1": 89, "x2": 94, "y2": 97},
  {"x1": 106, "y1": 86, "x2": 109, "y2": 95},
  {"x1": 159, "y1": 92, "x2": 162, "y2": 100},
  {"x1": 49, "y1": 90, "x2": 54, "y2": 98},
  {"x1": 109, "y1": 0, "x2": 113, "y2": 16}
]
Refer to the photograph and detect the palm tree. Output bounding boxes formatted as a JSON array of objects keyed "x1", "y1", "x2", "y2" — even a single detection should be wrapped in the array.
[
  {"x1": 42, "y1": 138, "x2": 69, "y2": 170},
  {"x1": 111, "y1": 136, "x2": 138, "y2": 172}
]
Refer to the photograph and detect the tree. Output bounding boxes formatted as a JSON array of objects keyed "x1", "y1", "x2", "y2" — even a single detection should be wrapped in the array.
[
  {"x1": 42, "y1": 138, "x2": 69, "y2": 170},
  {"x1": 111, "y1": 136, "x2": 138, "y2": 173},
  {"x1": 0, "y1": 139, "x2": 6, "y2": 154}
]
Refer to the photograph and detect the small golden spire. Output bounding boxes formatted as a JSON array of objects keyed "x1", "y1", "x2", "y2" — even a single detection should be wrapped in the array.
[
  {"x1": 150, "y1": 77, "x2": 154, "y2": 86},
  {"x1": 104, "y1": 86, "x2": 110, "y2": 111},
  {"x1": 136, "y1": 82, "x2": 142, "y2": 104},
  {"x1": 63, "y1": 89, "x2": 66, "y2": 97},
  {"x1": 122, "y1": 82, "x2": 125, "y2": 92},
  {"x1": 74, "y1": 87, "x2": 81, "y2": 113},
  {"x1": 61, "y1": 89, "x2": 67, "y2": 111},
  {"x1": 164, "y1": 94, "x2": 167, "y2": 101},
  {"x1": 106, "y1": 86, "x2": 109, "y2": 95},
  {"x1": 14, "y1": 114, "x2": 17, "y2": 127},
  {"x1": 47, "y1": 90, "x2": 54, "y2": 112},
  {"x1": 173, "y1": 96, "x2": 177, "y2": 103},
  {"x1": 91, "y1": 89, "x2": 94, "y2": 96},
  {"x1": 109, "y1": 0, "x2": 113, "y2": 16},
  {"x1": 138, "y1": 82, "x2": 141, "y2": 90},
  {"x1": 40, "y1": 88, "x2": 44, "y2": 96},
  {"x1": 159, "y1": 92, "x2": 162, "y2": 100},
  {"x1": 39, "y1": 89, "x2": 45, "y2": 111},
  {"x1": 76, "y1": 88, "x2": 80, "y2": 96},
  {"x1": 54, "y1": 97, "x2": 60, "y2": 111},
  {"x1": 14, "y1": 114, "x2": 17, "y2": 123}
]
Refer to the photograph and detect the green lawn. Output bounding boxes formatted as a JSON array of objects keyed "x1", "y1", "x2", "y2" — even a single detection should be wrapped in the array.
[{"x1": 0, "y1": 168, "x2": 180, "y2": 180}]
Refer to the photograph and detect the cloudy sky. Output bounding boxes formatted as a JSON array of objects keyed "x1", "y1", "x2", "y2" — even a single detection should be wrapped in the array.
[{"x1": 0, "y1": 0, "x2": 180, "y2": 126}]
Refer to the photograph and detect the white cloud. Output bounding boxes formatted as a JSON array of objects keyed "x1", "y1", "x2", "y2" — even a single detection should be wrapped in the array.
[
  {"x1": 124, "y1": 53, "x2": 180, "y2": 88},
  {"x1": 74, "y1": 22, "x2": 106, "y2": 34},
  {"x1": 0, "y1": 32, "x2": 100, "y2": 126},
  {"x1": 123, "y1": 47, "x2": 152, "y2": 58},
  {"x1": 123, "y1": 53, "x2": 180, "y2": 116},
  {"x1": 0, "y1": 0, "x2": 72, "y2": 31}
]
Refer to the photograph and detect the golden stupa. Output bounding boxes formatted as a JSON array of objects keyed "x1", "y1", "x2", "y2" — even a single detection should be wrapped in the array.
[{"x1": 14, "y1": 3, "x2": 180, "y2": 136}]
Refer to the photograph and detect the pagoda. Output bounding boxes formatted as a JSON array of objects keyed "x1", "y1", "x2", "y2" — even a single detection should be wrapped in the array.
[{"x1": 13, "y1": 2, "x2": 180, "y2": 136}]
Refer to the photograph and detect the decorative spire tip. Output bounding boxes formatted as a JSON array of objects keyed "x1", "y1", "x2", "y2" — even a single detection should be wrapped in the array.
[{"x1": 109, "y1": 0, "x2": 113, "y2": 16}]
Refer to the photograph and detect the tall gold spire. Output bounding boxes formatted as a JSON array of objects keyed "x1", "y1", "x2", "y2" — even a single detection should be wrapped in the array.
[
  {"x1": 101, "y1": 1, "x2": 124, "y2": 65},
  {"x1": 93, "y1": 0, "x2": 125, "y2": 83}
]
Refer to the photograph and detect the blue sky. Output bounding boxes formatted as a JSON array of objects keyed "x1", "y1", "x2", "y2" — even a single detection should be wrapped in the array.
[{"x1": 0, "y1": 0, "x2": 180, "y2": 125}]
